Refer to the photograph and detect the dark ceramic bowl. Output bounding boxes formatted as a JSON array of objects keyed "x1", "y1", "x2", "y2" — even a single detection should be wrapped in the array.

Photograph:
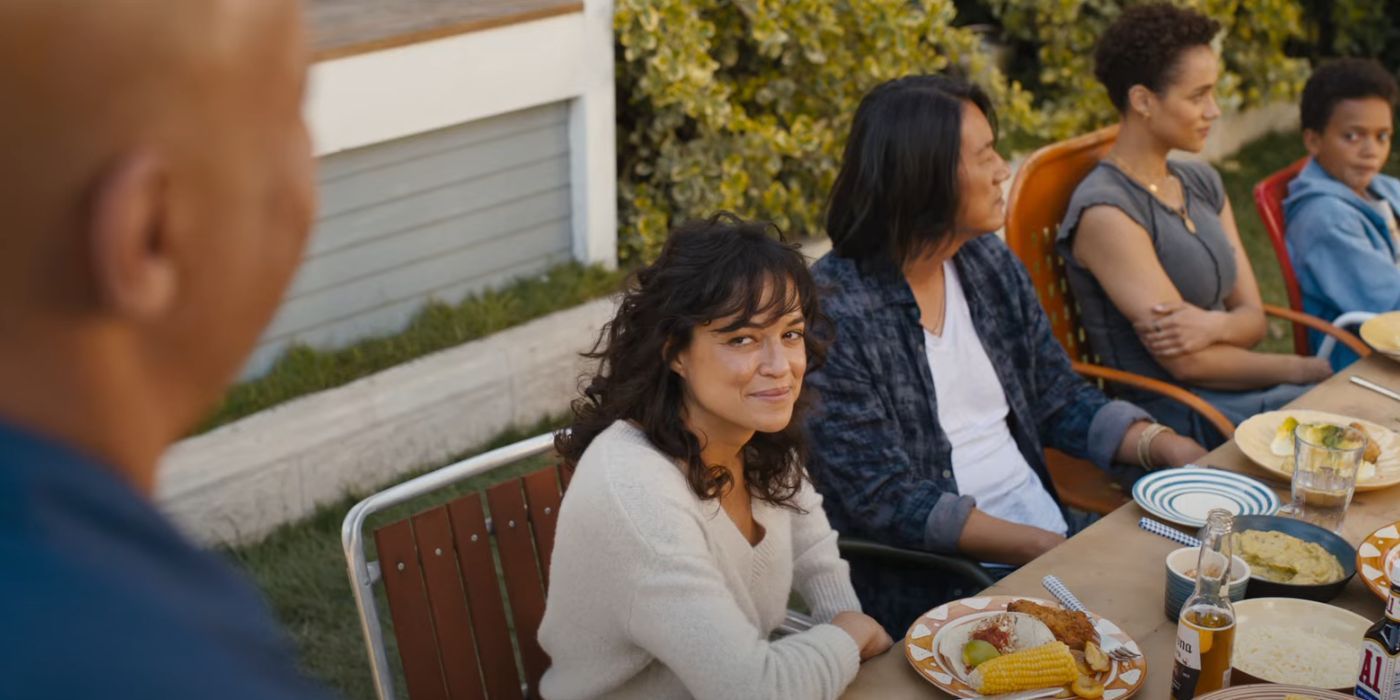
[{"x1": 1198, "y1": 514, "x2": 1356, "y2": 602}]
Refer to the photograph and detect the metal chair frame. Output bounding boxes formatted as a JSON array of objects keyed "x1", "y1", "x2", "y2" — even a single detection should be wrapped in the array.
[
  {"x1": 342, "y1": 434, "x2": 556, "y2": 700},
  {"x1": 341, "y1": 433, "x2": 992, "y2": 700}
]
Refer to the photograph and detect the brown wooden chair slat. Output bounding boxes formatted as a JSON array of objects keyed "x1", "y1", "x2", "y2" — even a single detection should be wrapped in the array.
[
  {"x1": 374, "y1": 520, "x2": 450, "y2": 700},
  {"x1": 521, "y1": 468, "x2": 563, "y2": 586},
  {"x1": 557, "y1": 462, "x2": 573, "y2": 491},
  {"x1": 485, "y1": 480, "x2": 551, "y2": 698},
  {"x1": 410, "y1": 508, "x2": 487, "y2": 700},
  {"x1": 446, "y1": 495, "x2": 525, "y2": 700},
  {"x1": 357, "y1": 443, "x2": 835, "y2": 699}
]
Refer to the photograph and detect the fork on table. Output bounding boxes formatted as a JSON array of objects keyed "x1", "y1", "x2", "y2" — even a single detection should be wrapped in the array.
[{"x1": 1040, "y1": 575, "x2": 1142, "y2": 662}]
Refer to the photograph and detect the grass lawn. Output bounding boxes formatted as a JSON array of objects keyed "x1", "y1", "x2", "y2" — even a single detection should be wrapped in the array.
[
  {"x1": 226, "y1": 129, "x2": 1345, "y2": 699},
  {"x1": 1213, "y1": 129, "x2": 1307, "y2": 353}
]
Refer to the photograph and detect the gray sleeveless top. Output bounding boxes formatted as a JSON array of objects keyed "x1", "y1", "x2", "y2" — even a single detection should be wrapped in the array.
[{"x1": 1056, "y1": 159, "x2": 1237, "y2": 390}]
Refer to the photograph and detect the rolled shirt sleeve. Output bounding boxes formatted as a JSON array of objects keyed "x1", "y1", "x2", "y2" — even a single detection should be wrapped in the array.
[
  {"x1": 922, "y1": 491, "x2": 977, "y2": 552},
  {"x1": 1086, "y1": 399, "x2": 1152, "y2": 469}
]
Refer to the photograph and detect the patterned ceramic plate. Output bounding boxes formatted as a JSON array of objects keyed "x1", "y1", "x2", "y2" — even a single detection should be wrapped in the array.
[
  {"x1": 1235, "y1": 409, "x2": 1400, "y2": 491},
  {"x1": 1358, "y1": 520, "x2": 1400, "y2": 601},
  {"x1": 903, "y1": 595, "x2": 1147, "y2": 699},
  {"x1": 1196, "y1": 684, "x2": 1354, "y2": 700},
  {"x1": 1132, "y1": 467, "x2": 1279, "y2": 528}
]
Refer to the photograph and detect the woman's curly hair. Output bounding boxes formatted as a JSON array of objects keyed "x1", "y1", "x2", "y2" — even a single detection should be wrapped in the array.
[
  {"x1": 1094, "y1": 3, "x2": 1221, "y2": 112},
  {"x1": 555, "y1": 214, "x2": 831, "y2": 508}
]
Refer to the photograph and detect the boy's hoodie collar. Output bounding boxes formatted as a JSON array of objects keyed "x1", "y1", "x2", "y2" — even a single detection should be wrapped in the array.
[{"x1": 1284, "y1": 158, "x2": 1400, "y2": 227}]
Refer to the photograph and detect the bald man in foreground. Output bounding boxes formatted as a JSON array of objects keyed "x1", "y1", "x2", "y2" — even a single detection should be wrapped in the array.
[{"x1": 0, "y1": 2, "x2": 336, "y2": 697}]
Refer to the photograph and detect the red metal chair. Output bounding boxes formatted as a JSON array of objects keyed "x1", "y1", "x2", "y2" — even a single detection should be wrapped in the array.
[
  {"x1": 1252, "y1": 157, "x2": 1312, "y2": 356},
  {"x1": 1253, "y1": 158, "x2": 1377, "y2": 359}
]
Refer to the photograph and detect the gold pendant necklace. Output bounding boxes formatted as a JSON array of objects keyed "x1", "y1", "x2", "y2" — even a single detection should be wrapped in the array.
[{"x1": 1108, "y1": 155, "x2": 1197, "y2": 235}]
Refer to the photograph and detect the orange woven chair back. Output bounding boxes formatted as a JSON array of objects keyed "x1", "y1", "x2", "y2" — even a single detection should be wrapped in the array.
[
  {"x1": 1004, "y1": 125, "x2": 1119, "y2": 362},
  {"x1": 374, "y1": 464, "x2": 572, "y2": 700},
  {"x1": 1252, "y1": 157, "x2": 1310, "y2": 356}
]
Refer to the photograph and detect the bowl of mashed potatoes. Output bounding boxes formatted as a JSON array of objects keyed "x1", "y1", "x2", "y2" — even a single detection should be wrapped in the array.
[{"x1": 1198, "y1": 515, "x2": 1355, "y2": 602}]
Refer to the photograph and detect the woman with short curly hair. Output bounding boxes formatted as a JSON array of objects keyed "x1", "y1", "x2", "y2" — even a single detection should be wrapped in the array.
[
  {"x1": 539, "y1": 214, "x2": 891, "y2": 699},
  {"x1": 1058, "y1": 3, "x2": 1330, "y2": 448}
]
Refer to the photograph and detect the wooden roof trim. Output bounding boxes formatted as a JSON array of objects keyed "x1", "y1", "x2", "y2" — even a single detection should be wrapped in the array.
[{"x1": 313, "y1": 1, "x2": 584, "y2": 63}]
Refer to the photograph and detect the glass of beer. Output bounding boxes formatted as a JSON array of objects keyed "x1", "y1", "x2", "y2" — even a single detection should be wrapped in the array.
[{"x1": 1281, "y1": 423, "x2": 1365, "y2": 533}]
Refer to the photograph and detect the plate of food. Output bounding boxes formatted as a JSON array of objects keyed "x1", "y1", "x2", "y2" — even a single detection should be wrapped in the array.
[
  {"x1": 1360, "y1": 311, "x2": 1400, "y2": 360},
  {"x1": 1132, "y1": 467, "x2": 1279, "y2": 528},
  {"x1": 1229, "y1": 597, "x2": 1368, "y2": 692},
  {"x1": 1234, "y1": 410, "x2": 1400, "y2": 491},
  {"x1": 1195, "y1": 685, "x2": 1355, "y2": 700},
  {"x1": 904, "y1": 596, "x2": 1146, "y2": 699},
  {"x1": 1357, "y1": 520, "x2": 1400, "y2": 601}
]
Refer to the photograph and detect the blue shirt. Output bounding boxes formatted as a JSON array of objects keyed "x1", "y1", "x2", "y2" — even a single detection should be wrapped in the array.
[
  {"x1": 804, "y1": 235, "x2": 1149, "y2": 633},
  {"x1": 0, "y1": 421, "x2": 337, "y2": 700},
  {"x1": 1284, "y1": 158, "x2": 1400, "y2": 369}
]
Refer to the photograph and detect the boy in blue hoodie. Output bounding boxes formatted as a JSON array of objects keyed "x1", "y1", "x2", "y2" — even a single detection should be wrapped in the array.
[{"x1": 1285, "y1": 58, "x2": 1400, "y2": 369}]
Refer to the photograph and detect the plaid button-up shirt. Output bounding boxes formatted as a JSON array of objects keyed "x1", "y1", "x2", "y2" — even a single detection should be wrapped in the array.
[{"x1": 804, "y1": 234, "x2": 1148, "y2": 633}]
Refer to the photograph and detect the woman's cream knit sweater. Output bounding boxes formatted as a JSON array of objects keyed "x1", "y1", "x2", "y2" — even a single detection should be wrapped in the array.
[{"x1": 538, "y1": 421, "x2": 864, "y2": 699}]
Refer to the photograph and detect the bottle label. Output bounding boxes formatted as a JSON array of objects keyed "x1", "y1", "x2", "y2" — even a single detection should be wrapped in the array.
[
  {"x1": 1388, "y1": 590, "x2": 1400, "y2": 622},
  {"x1": 1357, "y1": 640, "x2": 1400, "y2": 700},
  {"x1": 1171, "y1": 622, "x2": 1203, "y2": 700},
  {"x1": 1171, "y1": 615, "x2": 1232, "y2": 699}
]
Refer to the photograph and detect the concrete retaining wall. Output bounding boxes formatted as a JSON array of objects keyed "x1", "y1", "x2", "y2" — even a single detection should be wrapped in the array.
[{"x1": 156, "y1": 297, "x2": 616, "y2": 546}]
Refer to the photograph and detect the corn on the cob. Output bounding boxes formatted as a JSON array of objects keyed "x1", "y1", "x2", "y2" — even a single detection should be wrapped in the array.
[{"x1": 973, "y1": 641, "x2": 1080, "y2": 694}]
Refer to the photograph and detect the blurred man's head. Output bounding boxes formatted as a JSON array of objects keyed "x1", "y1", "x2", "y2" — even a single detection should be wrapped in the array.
[
  {"x1": 1302, "y1": 58, "x2": 1398, "y2": 198},
  {"x1": 0, "y1": 0, "x2": 315, "y2": 491}
]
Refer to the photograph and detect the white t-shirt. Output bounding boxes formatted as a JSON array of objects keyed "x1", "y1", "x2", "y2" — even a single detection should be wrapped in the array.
[{"x1": 923, "y1": 261, "x2": 1068, "y2": 536}]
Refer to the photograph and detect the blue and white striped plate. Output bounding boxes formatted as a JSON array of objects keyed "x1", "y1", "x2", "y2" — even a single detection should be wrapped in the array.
[{"x1": 1132, "y1": 466, "x2": 1280, "y2": 528}]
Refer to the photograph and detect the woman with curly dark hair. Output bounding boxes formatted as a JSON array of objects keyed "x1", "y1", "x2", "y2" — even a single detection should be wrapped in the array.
[
  {"x1": 1058, "y1": 3, "x2": 1330, "y2": 448},
  {"x1": 538, "y1": 215, "x2": 891, "y2": 699}
]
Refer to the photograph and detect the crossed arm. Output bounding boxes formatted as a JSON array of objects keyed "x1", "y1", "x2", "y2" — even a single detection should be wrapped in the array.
[{"x1": 1070, "y1": 199, "x2": 1330, "y2": 390}]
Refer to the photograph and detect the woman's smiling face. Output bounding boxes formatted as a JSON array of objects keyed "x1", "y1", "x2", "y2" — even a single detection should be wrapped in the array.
[{"x1": 670, "y1": 279, "x2": 808, "y2": 444}]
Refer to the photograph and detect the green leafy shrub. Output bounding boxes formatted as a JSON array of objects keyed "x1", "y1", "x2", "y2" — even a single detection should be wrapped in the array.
[
  {"x1": 984, "y1": 0, "x2": 1312, "y2": 141},
  {"x1": 1301, "y1": 0, "x2": 1400, "y2": 71},
  {"x1": 613, "y1": 0, "x2": 1042, "y2": 261}
]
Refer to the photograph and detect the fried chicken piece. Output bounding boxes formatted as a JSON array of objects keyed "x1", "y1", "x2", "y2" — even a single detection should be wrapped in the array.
[
  {"x1": 1349, "y1": 422, "x2": 1382, "y2": 464},
  {"x1": 1007, "y1": 599, "x2": 1098, "y2": 650}
]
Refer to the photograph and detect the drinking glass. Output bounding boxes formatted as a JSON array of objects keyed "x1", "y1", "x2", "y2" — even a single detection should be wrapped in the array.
[{"x1": 1279, "y1": 424, "x2": 1365, "y2": 532}]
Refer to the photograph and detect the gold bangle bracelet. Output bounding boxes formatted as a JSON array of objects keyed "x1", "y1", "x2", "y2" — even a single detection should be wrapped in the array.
[{"x1": 1137, "y1": 423, "x2": 1174, "y2": 470}]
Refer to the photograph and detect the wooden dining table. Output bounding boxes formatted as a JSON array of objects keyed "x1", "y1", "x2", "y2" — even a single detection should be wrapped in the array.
[{"x1": 840, "y1": 354, "x2": 1400, "y2": 699}]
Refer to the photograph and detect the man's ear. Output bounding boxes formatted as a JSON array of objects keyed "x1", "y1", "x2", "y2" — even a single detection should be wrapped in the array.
[
  {"x1": 87, "y1": 152, "x2": 177, "y2": 320},
  {"x1": 1302, "y1": 128, "x2": 1323, "y2": 157}
]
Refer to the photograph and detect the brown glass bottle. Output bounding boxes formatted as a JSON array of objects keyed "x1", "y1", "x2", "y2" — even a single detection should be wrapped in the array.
[
  {"x1": 1171, "y1": 509, "x2": 1235, "y2": 699},
  {"x1": 1356, "y1": 566, "x2": 1400, "y2": 700}
]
